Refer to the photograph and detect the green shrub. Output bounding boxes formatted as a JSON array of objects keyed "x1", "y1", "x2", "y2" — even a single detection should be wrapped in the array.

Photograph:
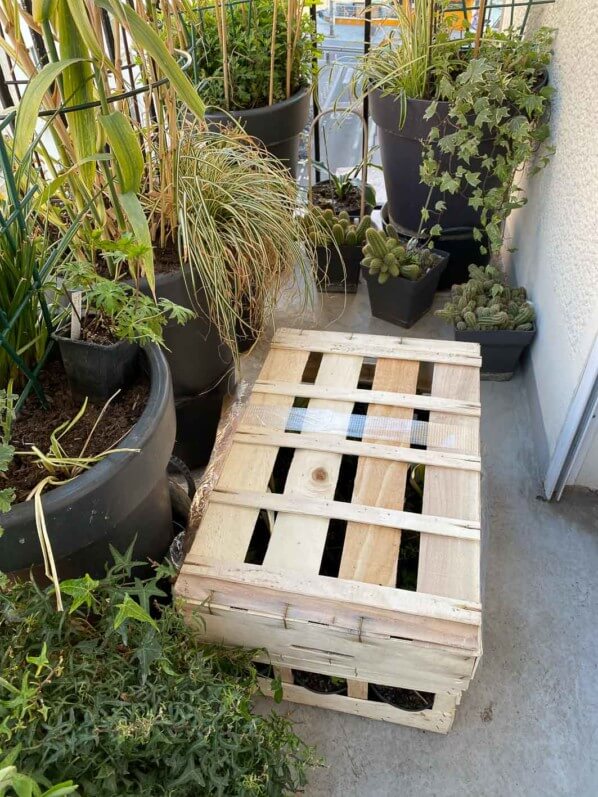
[
  {"x1": 0, "y1": 551, "x2": 317, "y2": 796},
  {"x1": 436, "y1": 265, "x2": 535, "y2": 331}
]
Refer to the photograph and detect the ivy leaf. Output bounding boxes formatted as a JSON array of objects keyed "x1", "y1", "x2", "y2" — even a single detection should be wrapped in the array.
[
  {"x1": 132, "y1": 627, "x2": 163, "y2": 685},
  {"x1": 61, "y1": 574, "x2": 100, "y2": 614},
  {"x1": 423, "y1": 100, "x2": 438, "y2": 121},
  {"x1": 114, "y1": 594, "x2": 158, "y2": 632},
  {"x1": 438, "y1": 172, "x2": 460, "y2": 194},
  {"x1": 0, "y1": 487, "x2": 15, "y2": 514},
  {"x1": 429, "y1": 224, "x2": 443, "y2": 238},
  {"x1": 271, "y1": 676, "x2": 284, "y2": 704},
  {"x1": 434, "y1": 200, "x2": 447, "y2": 213}
]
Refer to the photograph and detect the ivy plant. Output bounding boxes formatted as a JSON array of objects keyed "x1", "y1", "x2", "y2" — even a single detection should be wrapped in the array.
[
  {"x1": 0, "y1": 549, "x2": 318, "y2": 796},
  {"x1": 419, "y1": 28, "x2": 555, "y2": 254}
]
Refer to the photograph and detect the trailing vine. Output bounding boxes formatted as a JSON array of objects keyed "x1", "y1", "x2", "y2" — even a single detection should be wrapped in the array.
[{"x1": 419, "y1": 27, "x2": 555, "y2": 254}]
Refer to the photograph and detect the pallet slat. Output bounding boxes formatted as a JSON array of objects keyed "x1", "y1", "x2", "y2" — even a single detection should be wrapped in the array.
[
  {"x1": 271, "y1": 328, "x2": 482, "y2": 367},
  {"x1": 252, "y1": 380, "x2": 481, "y2": 416},
  {"x1": 209, "y1": 489, "x2": 480, "y2": 541}
]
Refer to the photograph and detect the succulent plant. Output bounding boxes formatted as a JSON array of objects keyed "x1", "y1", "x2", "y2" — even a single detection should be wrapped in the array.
[
  {"x1": 436, "y1": 265, "x2": 535, "y2": 331},
  {"x1": 305, "y1": 207, "x2": 372, "y2": 247},
  {"x1": 361, "y1": 226, "x2": 440, "y2": 285}
]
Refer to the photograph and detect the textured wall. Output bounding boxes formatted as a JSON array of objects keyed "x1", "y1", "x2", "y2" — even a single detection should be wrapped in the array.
[{"x1": 503, "y1": 0, "x2": 598, "y2": 487}]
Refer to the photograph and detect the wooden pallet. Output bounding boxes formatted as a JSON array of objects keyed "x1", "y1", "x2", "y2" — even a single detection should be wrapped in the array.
[{"x1": 176, "y1": 328, "x2": 482, "y2": 733}]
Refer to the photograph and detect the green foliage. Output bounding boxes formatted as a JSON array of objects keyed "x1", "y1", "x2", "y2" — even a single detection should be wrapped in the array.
[
  {"x1": 0, "y1": 385, "x2": 16, "y2": 527},
  {"x1": 0, "y1": 552, "x2": 318, "y2": 796},
  {"x1": 419, "y1": 28, "x2": 555, "y2": 254},
  {"x1": 0, "y1": 760, "x2": 77, "y2": 797},
  {"x1": 361, "y1": 227, "x2": 440, "y2": 285},
  {"x1": 59, "y1": 249, "x2": 194, "y2": 347},
  {"x1": 436, "y1": 265, "x2": 535, "y2": 331},
  {"x1": 311, "y1": 160, "x2": 377, "y2": 210},
  {"x1": 306, "y1": 208, "x2": 372, "y2": 246},
  {"x1": 180, "y1": 0, "x2": 317, "y2": 110}
]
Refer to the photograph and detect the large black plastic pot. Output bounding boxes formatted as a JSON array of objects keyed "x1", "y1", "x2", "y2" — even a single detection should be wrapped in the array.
[
  {"x1": 0, "y1": 345, "x2": 176, "y2": 580},
  {"x1": 371, "y1": 88, "x2": 494, "y2": 275},
  {"x1": 137, "y1": 266, "x2": 234, "y2": 398},
  {"x1": 316, "y1": 244, "x2": 363, "y2": 293},
  {"x1": 205, "y1": 87, "x2": 311, "y2": 178},
  {"x1": 454, "y1": 326, "x2": 536, "y2": 380},
  {"x1": 363, "y1": 251, "x2": 448, "y2": 328},
  {"x1": 381, "y1": 203, "x2": 489, "y2": 289}
]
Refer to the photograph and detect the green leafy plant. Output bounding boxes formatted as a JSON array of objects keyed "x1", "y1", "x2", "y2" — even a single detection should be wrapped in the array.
[
  {"x1": 305, "y1": 208, "x2": 372, "y2": 246},
  {"x1": 436, "y1": 264, "x2": 535, "y2": 330},
  {"x1": 419, "y1": 27, "x2": 555, "y2": 253},
  {"x1": 0, "y1": 385, "x2": 16, "y2": 530},
  {"x1": 178, "y1": 126, "x2": 316, "y2": 353},
  {"x1": 176, "y1": 0, "x2": 317, "y2": 110},
  {"x1": 0, "y1": 757, "x2": 77, "y2": 797},
  {"x1": 0, "y1": 552, "x2": 318, "y2": 795},
  {"x1": 361, "y1": 226, "x2": 441, "y2": 284},
  {"x1": 59, "y1": 245, "x2": 194, "y2": 347}
]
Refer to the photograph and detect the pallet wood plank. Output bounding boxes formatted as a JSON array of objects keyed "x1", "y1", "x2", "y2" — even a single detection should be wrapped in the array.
[
  {"x1": 234, "y1": 428, "x2": 481, "y2": 471},
  {"x1": 339, "y1": 358, "x2": 419, "y2": 697},
  {"x1": 257, "y1": 678, "x2": 457, "y2": 733},
  {"x1": 271, "y1": 328, "x2": 482, "y2": 367},
  {"x1": 339, "y1": 358, "x2": 420, "y2": 588},
  {"x1": 252, "y1": 380, "x2": 481, "y2": 416},
  {"x1": 188, "y1": 348, "x2": 309, "y2": 562},
  {"x1": 417, "y1": 364, "x2": 481, "y2": 602},
  {"x1": 263, "y1": 353, "x2": 363, "y2": 573},
  {"x1": 209, "y1": 490, "x2": 480, "y2": 541}
]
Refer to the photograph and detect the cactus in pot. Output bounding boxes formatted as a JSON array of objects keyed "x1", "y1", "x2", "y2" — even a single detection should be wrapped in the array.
[
  {"x1": 361, "y1": 226, "x2": 440, "y2": 285},
  {"x1": 306, "y1": 207, "x2": 372, "y2": 247},
  {"x1": 436, "y1": 265, "x2": 536, "y2": 331}
]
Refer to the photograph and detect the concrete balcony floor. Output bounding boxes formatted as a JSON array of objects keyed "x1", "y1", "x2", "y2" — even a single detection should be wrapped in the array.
[{"x1": 238, "y1": 282, "x2": 598, "y2": 796}]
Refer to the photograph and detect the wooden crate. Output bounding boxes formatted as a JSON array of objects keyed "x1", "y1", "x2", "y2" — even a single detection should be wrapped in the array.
[{"x1": 176, "y1": 328, "x2": 482, "y2": 733}]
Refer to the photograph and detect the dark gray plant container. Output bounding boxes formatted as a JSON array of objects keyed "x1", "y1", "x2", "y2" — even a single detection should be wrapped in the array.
[
  {"x1": 136, "y1": 267, "x2": 234, "y2": 399},
  {"x1": 363, "y1": 250, "x2": 449, "y2": 328},
  {"x1": 315, "y1": 244, "x2": 363, "y2": 293},
  {"x1": 454, "y1": 326, "x2": 537, "y2": 380},
  {"x1": 54, "y1": 333, "x2": 140, "y2": 403},
  {"x1": 205, "y1": 86, "x2": 311, "y2": 177},
  {"x1": 0, "y1": 345, "x2": 176, "y2": 580},
  {"x1": 380, "y1": 202, "x2": 489, "y2": 288}
]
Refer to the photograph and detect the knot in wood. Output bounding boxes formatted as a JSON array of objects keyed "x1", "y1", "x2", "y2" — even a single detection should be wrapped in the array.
[{"x1": 312, "y1": 467, "x2": 328, "y2": 483}]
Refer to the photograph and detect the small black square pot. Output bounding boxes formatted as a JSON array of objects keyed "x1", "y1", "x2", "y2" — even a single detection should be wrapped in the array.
[
  {"x1": 362, "y1": 251, "x2": 448, "y2": 328},
  {"x1": 54, "y1": 334, "x2": 140, "y2": 402},
  {"x1": 454, "y1": 326, "x2": 536, "y2": 380},
  {"x1": 316, "y1": 244, "x2": 363, "y2": 293}
]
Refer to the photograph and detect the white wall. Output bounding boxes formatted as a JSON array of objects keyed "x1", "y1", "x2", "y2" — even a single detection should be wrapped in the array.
[{"x1": 503, "y1": 0, "x2": 598, "y2": 489}]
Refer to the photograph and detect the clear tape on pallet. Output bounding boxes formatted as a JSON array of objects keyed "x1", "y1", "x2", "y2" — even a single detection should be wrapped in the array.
[{"x1": 241, "y1": 405, "x2": 477, "y2": 453}]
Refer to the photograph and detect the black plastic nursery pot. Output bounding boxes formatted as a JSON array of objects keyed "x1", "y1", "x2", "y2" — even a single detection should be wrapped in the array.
[
  {"x1": 293, "y1": 670, "x2": 348, "y2": 696},
  {"x1": 371, "y1": 88, "x2": 494, "y2": 275},
  {"x1": 315, "y1": 244, "x2": 362, "y2": 293},
  {"x1": 54, "y1": 333, "x2": 140, "y2": 402},
  {"x1": 172, "y1": 372, "x2": 230, "y2": 469},
  {"x1": 380, "y1": 203, "x2": 489, "y2": 289},
  {"x1": 369, "y1": 684, "x2": 435, "y2": 712},
  {"x1": 137, "y1": 266, "x2": 234, "y2": 398},
  {"x1": 0, "y1": 345, "x2": 176, "y2": 580},
  {"x1": 205, "y1": 86, "x2": 311, "y2": 178},
  {"x1": 454, "y1": 326, "x2": 537, "y2": 380},
  {"x1": 363, "y1": 251, "x2": 448, "y2": 329}
]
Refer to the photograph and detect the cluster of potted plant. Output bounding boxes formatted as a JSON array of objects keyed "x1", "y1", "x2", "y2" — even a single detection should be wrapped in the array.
[
  {"x1": 0, "y1": 0, "x2": 320, "y2": 591},
  {"x1": 361, "y1": 0, "x2": 554, "y2": 285}
]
